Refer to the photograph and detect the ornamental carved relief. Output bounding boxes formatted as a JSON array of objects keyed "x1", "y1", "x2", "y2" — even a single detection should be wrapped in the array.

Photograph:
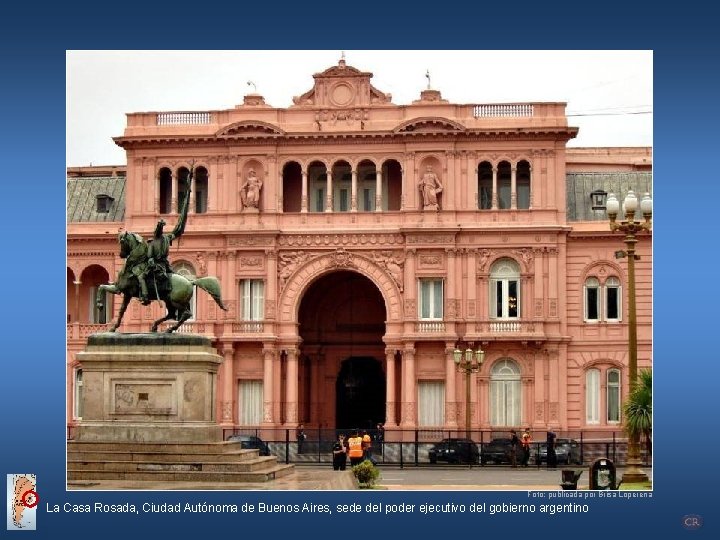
[
  {"x1": 222, "y1": 402, "x2": 233, "y2": 422},
  {"x1": 329, "y1": 248, "x2": 355, "y2": 268},
  {"x1": 535, "y1": 403, "x2": 545, "y2": 421},
  {"x1": 279, "y1": 233, "x2": 404, "y2": 247},
  {"x1": 404, "y1": 299, "x2": 416, "y2": 318},
  {"x1": 194, "y1": 252, "x2": 207, "y2": 276},
  {"x1": 240, "y1": 256, "x2": 263, "y2": 267},
  {"x1": 372, "y1": 251, "x2": 405, "y2": 291},
  {"x1": 279, "y1": 251, "x2": 311, "y2": 290}
]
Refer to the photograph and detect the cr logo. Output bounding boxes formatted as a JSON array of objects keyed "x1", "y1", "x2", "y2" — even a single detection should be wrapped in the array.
[{"x1": 682, "y1": 515, "x2": 703, "y2": 530}]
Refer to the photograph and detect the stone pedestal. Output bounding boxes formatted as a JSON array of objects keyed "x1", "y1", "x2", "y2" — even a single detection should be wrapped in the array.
[{"x1": 76, "y1": 333, "x2": 222, "y2": 443}]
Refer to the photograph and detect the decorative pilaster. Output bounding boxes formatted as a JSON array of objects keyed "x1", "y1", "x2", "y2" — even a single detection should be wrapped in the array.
[
  {"x1": 285, "y1": 348, "x2": 299, "y2": 424},
  {"x1": 375, "y1": 168, "x2": 383, "y2": 212},
  {"x1": 491, "y1": 166, "x2": 498, "y2": 209},
  {"x1": 444, "y1": 345, "x2": 458, "y2": 427},
  {"x1": 301, "y1": 168, "x2": 308, "y2": 213},
  {"x1": 401, "y1": 346, "x2": 416, "y2": 427},
  {"x1": 262, "y1": 345, "x2": 275, "y2": 424},
  {"x1": 511, "y1": 165, "x2": 517, "y2": 209},
  {"x1": 220, "y1": 343, "x2": 235, "y2": 425},
  {"x1": 385, "y1": 348, "x2": 397, "y2": 427}
]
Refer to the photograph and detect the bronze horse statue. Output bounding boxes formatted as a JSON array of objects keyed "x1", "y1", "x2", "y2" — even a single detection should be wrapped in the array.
[{"x1": 97, "y1": 231, "x2": 227, "y2": 333}]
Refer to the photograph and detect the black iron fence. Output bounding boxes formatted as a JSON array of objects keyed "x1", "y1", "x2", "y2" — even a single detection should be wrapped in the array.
[{"x1": 221, "y1": 427, "x2": 651, "y2": 468}]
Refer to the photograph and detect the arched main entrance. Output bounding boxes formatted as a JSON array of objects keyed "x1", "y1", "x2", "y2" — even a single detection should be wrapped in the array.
[{"x1": 297, "y1": 270, "x2": 386, "y2": 429}]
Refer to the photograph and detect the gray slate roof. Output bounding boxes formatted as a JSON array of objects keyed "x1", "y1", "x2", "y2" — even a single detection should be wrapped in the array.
[
  {"x1": 67, "y1": 176, "x2": 125, "y2": 223},
  {"x1": 567, "y1": 172, "x2": 652, "y2": 222}
]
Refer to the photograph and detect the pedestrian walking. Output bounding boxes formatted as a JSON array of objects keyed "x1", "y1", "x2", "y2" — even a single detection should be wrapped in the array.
[
  {"x1": 510, "y1": 430, "x2": 520, "y2": 468},
  {"x1": 521, "y1": 428, "x2": 532, "y2": 467},
  {"x1": 332, "y1": 434, "x2": 348, "y2": 470}
]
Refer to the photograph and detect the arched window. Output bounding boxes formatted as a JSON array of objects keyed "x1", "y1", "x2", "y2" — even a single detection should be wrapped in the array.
[
  {"x1": 583, "y1": 275, "x2": 622, "y2": 323},
  {"x1": 158, "y1": 168, "x2": 172, "y2": 214},
  {"x1": 173, "y1": 262, "x2": 196, "y2": 321},
  {"x1": 478, "y1": 161, "x2": 493, "y2": 209},
  {"x1": 490, "y1": 259, "x2": 520, "y2": 319},
  {"x1": 490, "y1": 359, "x2": 521, "y2": 426}
]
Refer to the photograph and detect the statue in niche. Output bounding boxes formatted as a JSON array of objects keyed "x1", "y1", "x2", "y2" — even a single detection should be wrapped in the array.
[
  {"x1": 418, "y1": 165, "x2": 443, "y2": 210},
  {"x1": 240, "y1": 168, "x2": 263, "y2": 210}
]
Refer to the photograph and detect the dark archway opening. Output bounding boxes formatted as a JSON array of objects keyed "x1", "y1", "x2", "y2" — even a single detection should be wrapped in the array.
[{"x1": 336, "y1": 356, "x2": 385, "y2": 430}]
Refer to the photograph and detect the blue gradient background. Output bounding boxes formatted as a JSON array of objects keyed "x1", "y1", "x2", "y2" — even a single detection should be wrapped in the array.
[{"x1": 1, "y1": 3, "x2": 718, "y2": 539}]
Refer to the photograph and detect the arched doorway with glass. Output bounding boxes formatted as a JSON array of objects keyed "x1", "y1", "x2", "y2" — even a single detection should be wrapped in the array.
[{"x1": 297, "y1": 270, "x2": 386, "y2": 431}]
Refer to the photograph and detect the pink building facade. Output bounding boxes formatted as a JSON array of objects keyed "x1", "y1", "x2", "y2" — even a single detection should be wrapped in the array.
[{"x1": 67, "y1": 59, "x2": 652, "y2": 438}]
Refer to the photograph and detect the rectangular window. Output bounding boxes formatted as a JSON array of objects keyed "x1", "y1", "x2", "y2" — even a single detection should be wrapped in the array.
[
  {"x1": 315, "y1": 188, "x2": 324, "y2": 212},
  {"x1": 479, "y1": 178, "x2": 492, "y2": 209},
  {"x1": 494, "y1": 280, "x2": 503, "y2": 318},
  {"x1": 418, "y1": 381, "x2": 445, "y2": 426},
  {"x1": 586, "y1": 369, "x2": 600, "y2": 424},
  {"x1": 607, "y1": 370, "x2": 621, "y2": 423},
  {"x1": 490, "y1": 379, "x2": 521, "y2": 427},
  {"x1": 586, "y1": 287, "x2": 599, "y2": 320},
  {"x1": 241, "y1": 280, "x2": 265, "y2": 321},
  {"x1": 339, "y1": 189, "x2": 349, "y2": 211},
  {"x1": 606, "y1": 283, "x2": 621, "y2": 321},
  {"x1": 508, "y1": 280, "x2": 518, "y2": 318},
  {"x1": 419, "y1": 279, "x2": 443, "y2": 320},
  {"x1": 363, "y1": 188, "x2": 373, "y2": 211},
  {"x1": 238, "y1": 380, "x2": 263, "y2": 425}
]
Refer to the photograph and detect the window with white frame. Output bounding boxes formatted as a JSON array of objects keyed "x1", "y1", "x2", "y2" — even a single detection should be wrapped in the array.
[
  {"x1": 490, "y1": 259, "x2": 520, "y2": 319},
  {"x1": 605, "y1": 277, "x2": 622, "y2": 321},
  {"x1": 418, "y1": 278, "x2": 443, "y2": 320},
  {"x1": 490, "y1": 359, "x2": 521, "y2": 426},
  {"x1": 586, "y1": 368, "x2": 600, "y2": 424},
  {"x1": 173, "y1": 262, "x2": 196, "y2": 320},
  {"x1": 607, "y1": 369, "x2": 621, "y2": 423},
  {"x1": 418, "y1": 381, "x2": 445, "y2": 426},
  {"x1": 584, "y1": 277, "x2": 600, "y2": 322},
  {"x1": 74, "y1": 368, "x2": 83, "y2": 419},
  {"x1": 240, "y1": 279, "x2": 265, "y2": 321},
  {"x1": 238, "y1": 380, "x2": 263, "y2": 425},
  {"x1": 584, "y1": 276, "x2": 622, "y2": 323}
]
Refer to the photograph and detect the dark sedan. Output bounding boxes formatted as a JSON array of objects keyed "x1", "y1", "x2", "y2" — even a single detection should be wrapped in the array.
[
  {"x1": 428, "y1": 438, "x2": 480, "y2": 465},
  {"x1": 534, "y1": 438, "x2": 582, "y2": 465},
  {"x1": 481, "y1": 438, "x2": 522, "y2": 465}
]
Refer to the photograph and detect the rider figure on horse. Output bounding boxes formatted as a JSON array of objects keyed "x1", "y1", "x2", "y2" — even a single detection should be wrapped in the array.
[{"x1": 134, "y1": 169, "x2": 192, "y2": 305}]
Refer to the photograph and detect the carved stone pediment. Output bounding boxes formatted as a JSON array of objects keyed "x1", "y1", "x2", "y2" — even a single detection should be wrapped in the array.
[
  {"x1": 291, "y1": 59, "x2": 392, "y2": 108},
  {"x1": 216, "y1": 121, "x2": 285, "y2": 138},
  {"x1": 393, "y1": 117, "x2": 466, "y2": 133}
]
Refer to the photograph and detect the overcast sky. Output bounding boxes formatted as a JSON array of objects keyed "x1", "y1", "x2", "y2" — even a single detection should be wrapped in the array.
[{"x1": 66, "y1": 50, "x2": 652, "y2": 167}]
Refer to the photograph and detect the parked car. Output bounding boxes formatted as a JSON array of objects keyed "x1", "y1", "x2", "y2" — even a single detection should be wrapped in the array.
[
  {"x1": 226, "y1": 434, "x2": 271, "y2": 456},
  {"x1": 534, "y1": 438, "x2": 582, "y2": 465},
  {"x1": 481, "y1": 438, "x2": 522, "y2": 465},
  {"x1": 428, "y1": 438, "x2": 480, "y2": 464}
]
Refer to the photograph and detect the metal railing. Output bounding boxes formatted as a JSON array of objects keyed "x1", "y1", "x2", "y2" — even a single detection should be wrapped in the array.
[{"x1": 219, "y1": 427, "x2": 650, "y2": 468}]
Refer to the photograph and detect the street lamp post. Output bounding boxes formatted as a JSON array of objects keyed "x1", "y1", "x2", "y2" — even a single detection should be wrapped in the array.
[
  {"x1": 606, "y1": 190, "x2": 651, "y2": 484},
  {"x1": 453, "y1": 345, "x2": 485, "y2": 439}
]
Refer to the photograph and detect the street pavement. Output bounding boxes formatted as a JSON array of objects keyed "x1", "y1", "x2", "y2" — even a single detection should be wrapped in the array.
[{"x1": 68, "y1": 465, "x2": 652, "y2": 491}]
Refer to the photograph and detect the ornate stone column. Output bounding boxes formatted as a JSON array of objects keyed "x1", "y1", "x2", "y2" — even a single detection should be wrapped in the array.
[
  {"x1": 220, "y1": 343, "x2": 235, "y2": 426},
  {"x1": 285, "y1": 348, "x2": 299, "y2": 425},
  {"x1": 401, "y1": 346, "x2": 416, "y2": 428},
  {"x1": 375, "y1": 167, "x2": 383, "y2": 212},
  {"x1": 491, "y1": 165, "x2": 498, "y2": 209},
  {"x1": 325, "y1": 167, "x2": 333, "y2": 212},
  {"x1": 73, "y1": 280, "x2": 81, "y2": 323},
  {"x1": 301, "y1": 168, "x2": 308, "y2": 213},
  {"x1": 262, "y1": 345, "x2": 275, "y2": 425},
  {"x1": 351, "y1": 169, "x2": 358, "y2": 212},
  {"x1": 384, "y1": 347, "x2": 397, "y2": 427},
  {"x1": 444, "y1": 344, "x2": 458, "y2": 428},
  {"x1": 265, "y1": 249, "x2": 277, "y2": 321},
  {"x1": 511, "y1": 165, "x2": 517, "y2": 209},
  {"x1": 171, "y1": 171, "x2": 178, "y2": 215}
]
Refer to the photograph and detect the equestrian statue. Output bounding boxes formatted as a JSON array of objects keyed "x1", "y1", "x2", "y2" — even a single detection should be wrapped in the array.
[{"x1": 96, "y1": 167, "x2": 227, "y2": 332}]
